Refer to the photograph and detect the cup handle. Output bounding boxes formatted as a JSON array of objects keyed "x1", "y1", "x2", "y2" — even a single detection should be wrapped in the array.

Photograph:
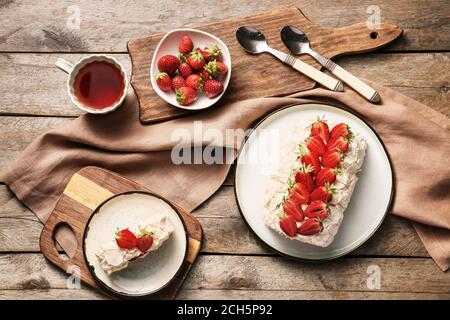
[{"x1": 55, "y1": 58, "x2": 74, "y2": 74}]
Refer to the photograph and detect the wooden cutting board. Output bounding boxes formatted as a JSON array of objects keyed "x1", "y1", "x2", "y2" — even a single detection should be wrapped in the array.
[
  {"x1": 39, "y1": 166, "x2": 202, "y2": 299},
  {"x1": 128, "y1": 7, "x2": 402, "y2": 124}
]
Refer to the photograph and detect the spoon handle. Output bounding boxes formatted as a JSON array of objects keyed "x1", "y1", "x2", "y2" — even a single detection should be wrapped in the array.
[
  {"x1": 309, "y1": 52, "x2": 380, "y2": 103},
  {"x1": 284, "y1": 55, "x2": 343, "y2": 92}
]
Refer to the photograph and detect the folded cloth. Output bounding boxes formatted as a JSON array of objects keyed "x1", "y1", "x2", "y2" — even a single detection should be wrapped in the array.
[{"x1": 1, "y1": 83, "x2": 449, "y2": 270}]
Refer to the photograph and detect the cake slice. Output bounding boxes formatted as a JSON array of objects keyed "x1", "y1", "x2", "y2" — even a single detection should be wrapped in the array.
[
  {"x1": 264, "y1": 117, "x2": 367, "y2": 247},
  {"x1": 96, "y1": 213, "x2": 174, "y2": 274}
]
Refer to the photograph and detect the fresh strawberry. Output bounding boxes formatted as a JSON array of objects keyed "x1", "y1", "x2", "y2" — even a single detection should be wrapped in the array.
[
  {"x1": 115, "y1": 228, "x2": 137, "y2": 249},
  {"x1": 321, "y1": 149, "x2": 343, "y2": 168},
  {"x1": 155, "y1": 72, "x2": 172, "y2": 92},
  {"x1": 185, "y1": 74, "x2": 204, "y2": 90},
  {"x1": 199, "y1": 44, "x2": 223, "y2": 62},
  {"x1": 310, "y1": 118, "x2": 330, "y2": 143},
  {"x1": 327, "y1": 135, "x2": 349, "y2": 153},
  {"x1": 298, "y1": 218, "x2": 323, "y2": 236},
  {"x1": 304, "y1": 200, "x2": 330, "y2": 220},
  {"x1": 283, "y1": 198, "x2": 304, "y2": 221},
  {"x1": 176, "y1": 86, "x2": 198, "y2": 106},
  {"x1": 187, "y1": 50, "x2": 205, "y2": 70},
  {"x1": 198, "y1": 68, "x2": 212, "y2": 80},
  {"x1": 204, "y1": 60, "x2": 228, "y2": 78},
  {"x1": 279, "y1": 214, "x2": 297, "y2": 237},
  {"x1": 298, "y1": 145, "x2": 321, "y2": 174},
  {"x1": 288, "y1": 181, "x2": 310, "y2": 205},
  {"x1": 311, "y1": 184, "x2": 335, "y2": 202},
  {"x1": 295, "y1": 165, "x2": 314, "y2": 192},
  {"x1": 203, "y1": 79, "x2": 224, "y2": 98},
  {"x1": 136, "y1": 231, "x2": 154, "y2": 253},
  {"x1": 178, "y1": 62, "x2": 194, "y2": 78},
  {"x1": 178, "y1": 35, "x2": 193, "y2": 54},
  {"x1": 171, "y1": 75, "x2": 186, "y2": 91},
  {"x1": 330, "y1": 123, "x2": 352, "y2": 139},
  {"x1": 157, "y1": 54, "x2": 180, "y2": 75},
  {"x1": 315, "y1": 167, "x2": 341, "y2": 186},
  {"x1": 306, "y1": 135, "x2": 327, "y2": 156}
]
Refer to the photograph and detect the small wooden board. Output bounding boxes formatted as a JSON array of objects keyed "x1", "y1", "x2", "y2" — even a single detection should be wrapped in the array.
[
  {"x1": 39, "y1": 166, "x2": 202, "y2": 299},
  {"x1": 128, "y1": 7, "x2": 402, "y2": 123}
]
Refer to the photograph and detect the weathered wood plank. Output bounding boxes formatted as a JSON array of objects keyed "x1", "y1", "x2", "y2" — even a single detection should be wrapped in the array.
[
  {"x1": 0, "y1": 0, "x2": 448, "y2": 52},
  {"x1": 0, "y1": 184, "x2": 428, "y2": 256},
  {"x1": 1, "y1": 288, "x2": 450, "y2": 300},
  {"x1": 0, "y1": 253, "x2": 448, "y2": 293},
  {"x1": 0, "y1": 53, "x2": 448, "y2": 117}
]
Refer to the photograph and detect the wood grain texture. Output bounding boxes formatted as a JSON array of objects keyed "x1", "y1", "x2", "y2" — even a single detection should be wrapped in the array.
[
  {"x1": 1, "y1": 254, "x2": 449, "y2": 294},
  {"x1": 128, "y1": 7, "x2": 401, "y2": 123},
  {"x1": 39, "y1": 166, "x2": 203, "y2": 299},
  {"x1": 1, "y1": 53, "x2": 448, "y2": 117},
  {"x1": 0, "y1": 0, "x2": 448, "y2": 52},
  {"x1": 1, "y1": 289, "x2": 450, "y2": 300},
  {"x1": 0, "y1": 183, "x2": 428, "y2": 257}
]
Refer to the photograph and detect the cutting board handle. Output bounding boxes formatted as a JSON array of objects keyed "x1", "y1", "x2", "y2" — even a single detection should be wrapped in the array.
[{"x1": 39, "y1": 210, "x2": 93, "y2": 285}]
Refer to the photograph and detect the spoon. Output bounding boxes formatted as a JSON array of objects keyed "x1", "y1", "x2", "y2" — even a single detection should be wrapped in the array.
[
  {"x1": 281, "y1": 26, "x2": 380, "y2": 103},
  {"x1": 236, "y1": 26, "x2": 343, "y2": 92}
]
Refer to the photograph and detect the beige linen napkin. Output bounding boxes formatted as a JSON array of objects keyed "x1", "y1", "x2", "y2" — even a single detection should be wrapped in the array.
[{"x1": 1, "y1": 83, "x2": 449, "y2": 270}]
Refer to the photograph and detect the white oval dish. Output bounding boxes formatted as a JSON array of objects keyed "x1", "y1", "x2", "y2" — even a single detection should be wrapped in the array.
[
  {"x1": 83, "y1": 191, "x2": 187, "y2": 297},
  {"x1": 235, "y1": 103, "x2": 393, "y2": 261},
  {"x1": 150, "y1": 28, "x2": 232, "y2": 110}
]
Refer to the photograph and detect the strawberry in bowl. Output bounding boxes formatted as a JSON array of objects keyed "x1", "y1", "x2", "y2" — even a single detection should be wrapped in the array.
[{"x1": 150, "y1": 29, "x2": 231, "y2": 110}]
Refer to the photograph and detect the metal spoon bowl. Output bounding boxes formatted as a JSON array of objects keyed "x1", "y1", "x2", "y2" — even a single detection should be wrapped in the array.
[{"x1": 235, "y1": 26, "x2": 268, "y2": 54}]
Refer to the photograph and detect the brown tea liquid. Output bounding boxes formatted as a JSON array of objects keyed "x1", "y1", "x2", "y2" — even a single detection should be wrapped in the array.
[{"x1": 73, "y1": 61, "x2": 125, "y2": 109}]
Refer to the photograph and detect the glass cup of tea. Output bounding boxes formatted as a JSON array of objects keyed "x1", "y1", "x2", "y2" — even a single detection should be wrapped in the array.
[{"x1": 55, "y1": 55, "x2": 128, "y2": 114}]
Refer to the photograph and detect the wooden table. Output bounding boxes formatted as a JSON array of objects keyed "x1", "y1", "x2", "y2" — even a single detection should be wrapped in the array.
[{"x1": 0, "y1": 0, "x2": 449, "y2": 300}]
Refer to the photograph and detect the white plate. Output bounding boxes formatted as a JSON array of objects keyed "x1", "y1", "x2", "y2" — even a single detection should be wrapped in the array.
[
  {"x1": 235, "y1": 103, "x2": 393, "y2": 260},
  {"x1": 83, "y1": 191, "x2": 187, "y2": 297},
  {"x1": 150, "y1": 28, "x2": 232, "y2": 110}
]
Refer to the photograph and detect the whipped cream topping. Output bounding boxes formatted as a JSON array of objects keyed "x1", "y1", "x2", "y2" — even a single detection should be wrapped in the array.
[
  {"x1": 264, "y1": 119, "x2": 367, "y2": 247},
  {"x1": 96, "y1": 213, "x2": 174, "y2": 275}
]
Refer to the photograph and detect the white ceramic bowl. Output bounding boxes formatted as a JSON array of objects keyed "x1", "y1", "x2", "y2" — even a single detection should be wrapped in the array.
[{"x1": 150, "y1": 28, "x2": 232, "y2": 110}]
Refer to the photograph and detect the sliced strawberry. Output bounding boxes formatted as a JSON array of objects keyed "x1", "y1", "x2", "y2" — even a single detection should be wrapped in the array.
[
  {"x1": 330, "y1": 123, "x2": 352, "y2": 139},
  {"x1": 178, "y1": 35, "x2": 194, "y2": 54},
  {"x1": 321, "y1": 149, "x2": 343, "y2": 168},
  {"x1": 327, "y1": 135, "x2": 349, "y2": 153},
  {"x1": 279, "y1": 214, "x2": 297, "y2": 237},
  {"x1": 298, "y1": 218, "x2": 323, "y2": 236},
  {"x1": 315, "y1": 167, "x2": 340, "y2": 186},
  {"x1": 298, "y1": 145, "x2": 321, "y2": 174},
  {"x1": 310, "y1": 184, "x2": 335, "y2": 203},
  {"x1": 136, "y1": 231, "x2": 154, "y2": 253},
  {"x1": 185, "y1": 74, "x2": 204, "y2": 90},
  {"x1": 203, "y1": 79, "x2": 224, "y2": 98},
  {"x1": 204, "y1": 60, "x2": 228, "y2": 78},
  {"x1": 295, "y1": 165, "x2": 315, "y2": 192},
  {"x1": 176, "y1": 86, "x2": 198, "y2": 106},
  {"x1": 171, "y1": 75, "x2": 186, "y2": 92},
  {"x1": 115, "y1": 228, "x2": 137, "y2": 249},
  {"x1": 288, "y1": 181, "x2": 310, "y2": 205},
  {"x1": 283, "y1": 198, "x2": 304, "y2": 221},
  {"x1": 155, "y1": 72, "x2": 172, "y2": 92},
  {"x1": 187, "y1": 50, "x2": 205, "y2": 70},
  {"x1": 310, "y1": 118, "x2": 330, "y2": 143},
  {"x1": 157, "y1": 54, "x2": 180, "y2": 75},
  {"x1": 304, "y1": 200, "x2": 330, "y2": 220},
  {"x1": 306, "y1": 135, "x2": 327, "y2": 156},
  {"x1": 178, "y1": 62, "x2": 194, "y2": 78}
]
